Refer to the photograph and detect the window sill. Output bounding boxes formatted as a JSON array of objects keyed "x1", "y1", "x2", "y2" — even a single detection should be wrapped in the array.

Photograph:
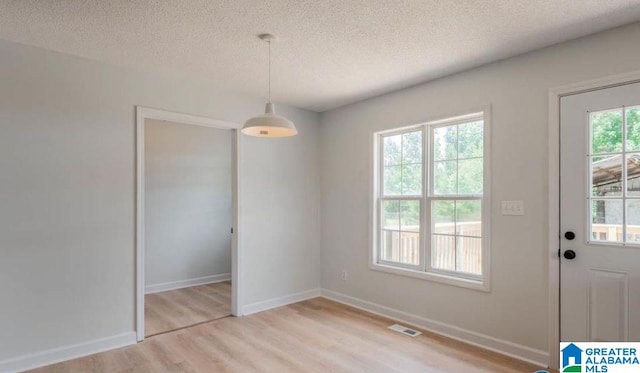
[{"x1": 369, "y1": 263, "x2": 490, "y2": 292}]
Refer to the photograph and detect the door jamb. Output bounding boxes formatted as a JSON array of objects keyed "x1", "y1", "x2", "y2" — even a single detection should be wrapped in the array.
[
  {"x1": 135, "y1": 106, "x2": 243, "y2": 342},
  {"x1": 548, "y1": 70, "x2": 640, "y2": 369}
]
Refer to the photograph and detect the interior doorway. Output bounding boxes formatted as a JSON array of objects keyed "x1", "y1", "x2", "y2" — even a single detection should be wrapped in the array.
[
  {"x1": 136, "y1": 107, "x2": 241, "y2": 341},
  {"x1": 560, "y1": 82, "x2": 640, "y2": 343}
]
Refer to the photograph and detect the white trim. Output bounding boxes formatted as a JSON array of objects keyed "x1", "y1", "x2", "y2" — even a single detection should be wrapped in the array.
[
  {"x1": 137, "y1": 107, "x2": 238, "y2": 130},
  {"x1": 370, "y1": 106, "x2": 491, "y2": 292},
  {"x1": 136, "y1": 106, "x2": 242, "y2": 342},
  {"x1": 320, "y1": 289, "x2": 548, "y2": 368},
  {"x1": 145, "y1": 273, "x2": 231, "y2": 294},
  {"x1": 548, "y1": 69, "x2": 640, "y2": 370},
  {"x1": 369, "y1": 262, "x2": 488, "y2": 291},
  {"x1": 231, "y1": 129, "x2": 243, "y2": 316},
  {"x1": 0, "y1": 332, "x2": 136, "y2": 373},
  {"x1": 241, "y1": 289, "x2": 321, "y2": 316}
]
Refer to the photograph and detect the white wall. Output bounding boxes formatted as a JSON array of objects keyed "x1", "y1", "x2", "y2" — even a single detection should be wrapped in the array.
[
  {"x1": 0, "y1": 39, "x2": 321, "y2": 364},
  {"x1": 144, "y1": 119, "x2": 232, "y2": 289},
  {"x1": 319, "y1": 22, "x2": 640, "y2": 359}
]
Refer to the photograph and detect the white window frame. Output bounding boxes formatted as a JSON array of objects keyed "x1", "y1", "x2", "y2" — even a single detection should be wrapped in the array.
[{"x1": 370, "y1": 108, "x2": 491, "y2": 292}]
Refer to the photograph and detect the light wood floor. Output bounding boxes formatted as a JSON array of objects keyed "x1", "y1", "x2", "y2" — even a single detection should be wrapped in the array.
[
  {"x1": 145, "y1": 281, "x2": 231, "y2": 337},
  {"x1": 30, "y1": 297, "x2": 548, "y2": 373}
]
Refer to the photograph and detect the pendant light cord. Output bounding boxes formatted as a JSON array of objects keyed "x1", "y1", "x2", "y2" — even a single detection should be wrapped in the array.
[{"x1": 268, "y1": 39, "x2": 272, "y2": 103}]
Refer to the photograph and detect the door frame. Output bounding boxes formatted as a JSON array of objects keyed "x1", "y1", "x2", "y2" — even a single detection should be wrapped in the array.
[
  {"x1": 548, "y1": 70, "x2": 640, "y2": 369},
  {"x1": 135, "y1": 106, "x2": 243, "y2": 342}
]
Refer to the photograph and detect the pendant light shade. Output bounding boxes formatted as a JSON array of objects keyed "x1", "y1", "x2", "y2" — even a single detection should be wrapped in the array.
[
  {"x1": 242, "y1": 103, "x2": 297, "y2": 137},
  {"x1": 242, "y1": 34, "x2": 297, "y2": 138}
]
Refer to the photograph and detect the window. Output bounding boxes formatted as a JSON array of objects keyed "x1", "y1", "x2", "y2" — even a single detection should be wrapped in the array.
[
  {"x1": 373, "y1": 111, "x2": 489, "y2": 290},
  {"x1": 589, "y1": 106, "x2": 640, "y2": 244}
]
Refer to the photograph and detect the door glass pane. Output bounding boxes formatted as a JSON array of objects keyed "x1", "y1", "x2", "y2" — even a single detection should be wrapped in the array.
[
  {"x1": 402, "y1": 164, "x2": 422, "y2": 195},
  {"x1": 626, "y1": 106, "x2": 640, "y2": 151},
  {"x1": 402, "y1": 131, "x2": 422, "y2": 164},
  {"x1": 591, "y1": 109, "x2": 622, "y2": 154},
  {"x1": 456, "y1": 237, "x2": 482, "y2": 275},
  {"x1": 456, "y1": 200, "x2": 482, "y2": 237},
  {"x1": 591, "y1": 199, "x2": 623, "y2": 243},
  {"x1": 626, "y1": 200, "x2": 640, "y2": 244},
  {"x1": 458, "y1": 121, "x2": 483, "y2": 159},
  {"x1": 433, "y1": 125, "x2": 457, "y2": 161},
  {"x1": 431, "y1": 234, "x2": 455, "y2": 271},
  {"x1": 592, "y1": 155, "x2": 622, "y2": 197},
  {"x1": 457, "y1": 158, "x2": 483, "y2": 194},
  {"x1": 433, "y1": 160, "x2": 457, "y2": 195},
  {"x1": 432, "y1": 200, "x2": 455, "y2": 235},
  {"x1": 627, "y1": 153, "x2": 640, "y2": 197},
  {"x1": 383, "y1": 135, "x2": 401, "y2": 165},
  {"x1": 383, "y1": 165, "x2": 402, "y2": 196}
]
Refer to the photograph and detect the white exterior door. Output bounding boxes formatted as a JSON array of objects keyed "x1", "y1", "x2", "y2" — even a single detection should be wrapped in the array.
[{"x1": 561, "y1": 82, "x2": 640, "y2": 342}]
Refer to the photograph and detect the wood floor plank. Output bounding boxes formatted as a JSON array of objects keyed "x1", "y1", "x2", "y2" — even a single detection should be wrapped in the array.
[
  {"x1": 29, "y1": 297, "x2": 550, "y2": 373},
  {"x1": 144, "y1": 281, "x2": 232, "y2": 337}
]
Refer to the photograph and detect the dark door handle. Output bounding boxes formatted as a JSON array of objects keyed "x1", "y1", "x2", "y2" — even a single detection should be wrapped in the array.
[
  {"x1": 564, "y1": 231, "x2": 575, "y2": 240},
  {"x1": 563, "y1": 250, "x2": 576, "y2": 260}
]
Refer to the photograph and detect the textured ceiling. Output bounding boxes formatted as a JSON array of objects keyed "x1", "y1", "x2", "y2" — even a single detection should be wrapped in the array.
[{"x1": 1, "y1": 1, "x2": 640, "y2": 112}]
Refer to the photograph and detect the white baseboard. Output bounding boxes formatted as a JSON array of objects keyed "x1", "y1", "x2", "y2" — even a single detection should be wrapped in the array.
[
  {"x1": 1, "y1": 289, "x2": 548, "y2": 372},
  {"x1": 145, "y1": 273, "x2": 231, "y2": 294},
  {"x1": 242, "y1": 288, "x2": 321, "y2": 316},
  {"x1": 320, "y1": 289, "x2": 549, "y2": 368},
  {"x1": 0, "y1": 332, "x2": 136, "y2": 373}
]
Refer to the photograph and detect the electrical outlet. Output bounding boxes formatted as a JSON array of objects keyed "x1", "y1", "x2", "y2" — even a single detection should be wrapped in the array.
[
  {"x1": 341, "y1": 270, "x2": 348, "y2": 281},
  {"x1": 501, "y1": 200, "x2": 524, "y2": 216}
]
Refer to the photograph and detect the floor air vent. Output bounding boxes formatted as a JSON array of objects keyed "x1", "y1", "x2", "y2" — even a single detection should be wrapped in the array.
[{"x1": 388, "y1": 324, "x2": 422, "y2": 337}]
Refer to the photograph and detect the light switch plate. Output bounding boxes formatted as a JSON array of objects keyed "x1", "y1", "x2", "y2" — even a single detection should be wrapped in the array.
[{"x1": 501, "y1": 200, "x2": 524, "y2": 216}]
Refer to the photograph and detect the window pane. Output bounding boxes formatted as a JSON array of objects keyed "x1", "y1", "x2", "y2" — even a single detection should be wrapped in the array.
[
  {"x1": 627, "y1": 200, "x2": 640, "y2": 244},
  {"x1": 382, "y1": 230, "x2": 420, "y2": 265},
  {"x1": 400, "y1": 232, "x2": 420, "y2": 265},
  {"x1": 402, "y1": 131, "x2": 422, "y2": 164},
  {"x1": 433, "y1": 125, "x2": 457, "y2": 161},
  {"x1": 432, "y1": 200, "x2": 455, "y2": 235},
  {"x1": 591, "y1": 199, "x2": 622, "y2": 243},
  {"x1": 456, "y1": 237, "x2": 482, "y2": 275},
  {"x1": 458, "y1": 158, "x2": 483, "y2": 194},
  {"x1": 381, "y1": 200, "x2": 420, "y2": 266},
  {"x1": 626, "y1": 106, "x2": 640, "y2": 151},
  {"x1": 433, "y1": 160, "x2": 457, "y2": 195},
  {"x1": 402, "y1": 164, "x2": 422, "y2": 195},
  {"x1": 383, "y1": 165, "x2": 402, "y2": 196},
  {"x1": 627, "y1": 153, "x2": 640, "y2": 197},
  {"x1": 458, "y1": 121, "x2": 483, "y2": 159},
  {"x1": 592, "y1": 155, "x2": 622, "y2": 197},
  {"x1": 456, "y1": 200, "x2": 482, "y2": 237},
  {"x1": 400, "y1": 200, "x2": 420, "y2": 232},
  {"x1": 381, "y1": 200, "x2": 400, "y2": 230},
  {"x1": 380, "y1": 200, "x2": 400, "y2": 263},
  {"x1": 380, "y1": 230, "x2": 400, "y2": 263},
  {"x1": 383, "y1": 135, "x2": 402, "y2": 166},
  {"x1": 591, "y1": 109, "x2": 622, "y2": 154},
  {"x1": 431, "y1": 234, "x2": 456, "y2": 271}
]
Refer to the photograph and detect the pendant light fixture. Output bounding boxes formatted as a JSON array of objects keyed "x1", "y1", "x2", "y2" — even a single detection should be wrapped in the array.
[{"x1": 242, "y1": 34, "x2": 297, "y2": 138}]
